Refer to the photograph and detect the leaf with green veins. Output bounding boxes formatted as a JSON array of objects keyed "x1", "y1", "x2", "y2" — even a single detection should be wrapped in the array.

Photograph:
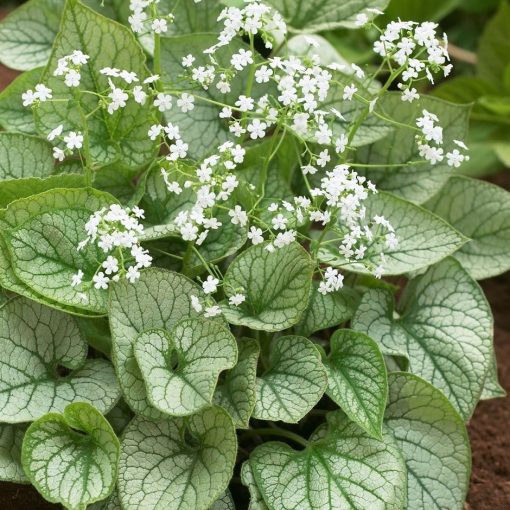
[
  {"x1": 267, "y1": 0, "x2": 389, "y2": 32},
  {"x1": 0, "y1": 297, "x2": 120, "y2": 422},
  {"x1": 214, "y1": 338, "x2": 260, "y2": 428},
  {"x1": 109, "y1": 267, "x2": 213, "y2": 418},
  {"x1": 21, "y1": 402, "x2": 119, "y2": 510},
  {"x1": 1, "y1": 188, "x2": 118, "y2": 315},
  {"x1": 222, "y1": 242, "x2": 314, "y2": 332},
  {"x1": 0, "y1": 67, "x2": 41, "y2": 134},
  {"x1": 37, "y1": 0, "x2": 156, "y2": 169},
  {"x1": 294, "y1": 282, "x2": 359, "y2": 337},
  {"x1": 250, "y1": 410, "x2": 406, "y2": 510},
  {"x1": 241, "y1": 461, "x2": 268, "y2": 510},
  {"x1": 118, "y1": 406, "x2": 237, "y2": 510},
  {"x1": 0, "y1": 174, "x2": 85, "y2": 208},
  {"x1": 352, "y1": 257, "x2": 493, "y2": 420},
  {"x1": 210, "y1": 491, "x2": 235, "y2": 510},
  {"x1": 424, "y1": 176, "x2": 510, "y2": 280},
  {"x1": 135, "y1": 321, "x2": 237, "y2": 416},
  {"x1": 89, "y1": 491, "x2": 121, "y2": 510},
  {"x1": 385, "y1": 372, "x2": 471, "y2": 510},
  {"x1": 0, "y1": 424, "x2": 27, "y2": 483},
  {"x1": 0, "y1": 133, "x2": 54, "y2": 180},
  {"x1": 318, "y1": 191, "x2": 467, "y2": 276},
  {"x1": 356, "y1": 94, "x2": 471, "y2": 204},
  {"x1": 253, "y1": 335, "x2": 327, "y2": 423},
  {"x1": 323, "y1": 329, "x2": 387, "y2": 439},
  {"x1": 93, "y1": 164, "x2": 146, "y2": 207},
  {"x1": 481, "y1": 353, "x2": 505, "y2": 400}
]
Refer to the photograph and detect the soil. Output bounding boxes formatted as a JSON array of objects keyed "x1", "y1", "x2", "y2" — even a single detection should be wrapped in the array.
[{"x1": 0, "y1": 12, "x2": 509, "y2": 509}]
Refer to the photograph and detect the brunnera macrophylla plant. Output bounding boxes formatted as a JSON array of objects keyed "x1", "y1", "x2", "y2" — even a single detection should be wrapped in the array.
[{"x1": 0, "y1": 0, "x2": 508, "y2": 508}]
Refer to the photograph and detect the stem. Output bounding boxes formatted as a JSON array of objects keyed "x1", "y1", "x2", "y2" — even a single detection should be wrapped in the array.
[
  {"x1": 75, "y1": 92, "x2": 94, "y2": 186},
  {"x1": 181, "y1": 242, "x2": 194, "y2": 276},
  {"x1": 241, "y1": 427, "x2": 309, "y2": 448}
]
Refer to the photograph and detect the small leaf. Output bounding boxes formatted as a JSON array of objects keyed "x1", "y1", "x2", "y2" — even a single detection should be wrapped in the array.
[
  {"x1": 118, "y1": 406, "x2": 237, "y2": 510},
  {"x1": 222, "y1": 242, "x2": 313, "y2": 332},
  {"x1": 0, "y1": 132, "x2": 54, "y2": 180},
  {"x1": 352, "y1": 257, "x2": 493, "y2": 419},
  {"x1": 21, "y1": 402, "x2": 120, "y2": 510},
  {"x1": 241, "y1": 461, "x2": 268, "y2": 510},
  {"x1": 250, "y1": 411, "x2": 406, "y2": 510},
  {"x1": 253, "y1": 335, "x2": 327, "y2": 423},
  {"x1": 214, "y1": 338, "x2": 260, "y2": 428},
  {"x1": 425, "y1": 176, "x2": 510, "y2": 279},
  {"x1": 319, "y1": 191, "x2": 467, "y2": 276},
  {"x1": 135, "y1": 321, "x2": 237, "y2": 416},
  {"x1": 109, "y1": 267, "x2": 212, "y2": 418},
  {"x1": 0, "y1": 424, "x2": 27, "y2": 483},
  {"x1": 323, "y1": 329, "x2": 387, "y2": 439},
  {"x1": 385, "y1": 372, "x2": 470, "y2": 510},
  {"x1": 0, "y1": 297, "x2": 120, "y2": 423}
]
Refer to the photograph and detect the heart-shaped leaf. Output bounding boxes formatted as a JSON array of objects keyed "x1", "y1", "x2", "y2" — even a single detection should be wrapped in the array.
[
  {"x1": 222, "y1": 242, "x2": 313, "y2": 332},
  {"x1": 21, "y1": 402, "x2": 119, "y2": 510},
  {"x1": 352, "y1": 257, "x2": 493, "y2": 419},
  {"x1": 214, "y1": 338, "x2": 260, "y2": 428},
  {"x1": 118, "y1": 406, "x2": 237, "y2": 510},
  {"x1": 250, "y1": 411, "x2": 406, "y2": 509},
  {"x1": 253, "y1": 336, "x2": 327, "y2": 423},
  {"x1": 0, "y1": 297, "x2": 120, "y2": 422},
  {"x1": 324, "y1": 329, "x2": 387, "y2": 439},
  {"x1": 0, "y1": 424, "x2": 27, "y2": 483},
  {"x1": 385, "y1": 372, "x2": 470, "y2": 510},
  {"x1": 109, "y1": 267, "x2": 212, "y2": 418},
  {"x1": 135, "y1": 321, "x2": 237, "y2": 416}
]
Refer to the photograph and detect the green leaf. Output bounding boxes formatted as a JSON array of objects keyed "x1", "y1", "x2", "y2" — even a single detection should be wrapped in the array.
[
  {"x1": 352, "y1": 257, "x2": 493, "y2": 419},
  {"x1": 109, "y1": 267, "x2": 213, "y2": 418},
  {"x1": 37, "y1": 0, "x2": 156, "y2": 168},
  {"x1": 222, "y1": 242, "x2": 313, "y2": 332},
  {"x1": 0, "y1": 67, "x2": 41, "y2": 134},
  {"x1": 481, "y1": 353, "x2": 505, "y2": 400},
  {"x1": 477, "y1": 2, "x2": 510, "y2": 86},
  {"x1": 241, "y1": 461, "x2": 268, "y2": 510},
  {"x1": 0, "y1": 424, "x2": 27, "y2": 483},
  {"x1": 382, "y1": 0, "x2": 463, "y2": 23},
  {"x1": 21, "y1": 402, "x2": 120, "y2": 510},
  {"x1": 134, "y1": 321, "x2": 237, "y2": 416},
  {"x1": 118, "y1": 406, "x2": 237, "y2": 510},
  {"x1": 250, "y1": 411, "x2": 406, "y2": 510},
  {"x1": 267, "y1": 0, "x2": 389, "y2": 32},
  {"x1": 0, "y1": 174, "x2": 85, "y2": 208},
  {"x1": 1, "y1": 187, "x2": 117, "y2": 315},
  {"x1": 294, "y1": 281, "x2": 359, "y2": 337},
  {"x1": 253, "y1": 335, "x2": 327, "y2": 423},
  {"x1": 214, "y1": 338, "x2": 260, "y2": 428},
  {"x1": 0, "y1": 297, "x2": 120, "y2": 422},
  {"x1": 0, "y1": 132, "x2": 54, "y2": 180},
  {"x1": 424, "y1": 176, "x2": 510, "y2": 280},
  {"x1": 319, "y1": 191, "x2": 467, "y2": 276},
  {"x1": 0, "y1": 0, "x2": 63, "y2": 71},
  {"x1": 89, "y1": 491, "x2": 121, "y2": 510},
  {"x1": 323, "y1": 329, "x2": 387, "y2": 439},
  {"x1": 210, "y1": 491, "x2": 235, "y2": 510},
  {"x1": 357, "y1": 94, "x2": 471, "y2": 204},
  {"x1": 93, "y1": 164, "x2": 145, "y2": 207},
  {"x1": 385, "y1": 372, "x2": 470, "y2": 510}
]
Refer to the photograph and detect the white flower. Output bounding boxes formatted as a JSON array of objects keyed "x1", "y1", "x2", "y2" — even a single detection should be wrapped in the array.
[
  {"x1": 64, "y1": 131, "x2": 84, "y2": 150},
  {"x1": 126, "y1": 265, "x2": 141, "y2": 283},
  {"x1": 47, "y1": 124, "x2": 63, "y2": 141},
  {"x1": 102, "y1": 255, "x2": 119, "y2": 275},
  {"x1": 204, "y1": 305, "x2": 222, "y2": 317},
  {"x1": 177, "y1": 93, "x2": 195, "y2": 112},
  {"x1": 65, "y1": 69, "x2": 81, "y2": 87},
  {"x1": 181, "y1": 222, "x2": 199, "y2": 241},
  {"x1": 229, "y1": 293, "x2": 246, "y2": 306},
  {"x1": 202, "y1": 275, "x2": 219, "y2": 294},
  {"x1": 271, "y1": 214, "x2": 287, "y2": 231},
  {"x1": 151, "y1": 19, "x2": 168, "y2": 34},
  {"x1": 71, "y1": 270, "x2": 84, "y2": 287},
  {"x1": 248, "y1": 226, "x2": 264, "y2": 245},
  {"x1": 53, "y1": 148, "x2": 65, "y2": 162},
  {"x1": 154, "y1": 93, "x2": 172, "y2": 112},
  {"x1": 93, "y1": 272, "x2": 109, "y2": 290},
  {"x1": 22, "y1": 90, "x2": 36, "y2": 107},
  {"x1": 190, "y1": 295, "x2": 203, "y2": 313},
  {"x1": 148, "y1": 124, "x2": 162, "y2": 140},
  {"x1": 335, "y1": 134, "x2": 348, "y2": 154},
  {"x1": 107, "y1": 86, "x2": 129, "y2": 114},
  {"x1": 255, "y1": 65, "x2": 273, "y2": 83},
  {"x1": 231, "y1": 49, "x2": 253, "y2": 70},
  {"x1": 401, "y1": 86, "x2": 420, "y2": 102},
  {"x1": 182, "y1": 54, "x2": 195, "y2": 67},
  {"x1": 446, "y1": 149, "x2": 466, "y2": 168},
  {"x1": 228, "y1": 205, "x2": 248, "y2": 226},
  {"x1": 355, "y1": 13, "x2": 369, "y2": 27},
  {"x1": 343, "y1": 84, "x2": 358, "y2": 101},
  {"x1": 133, "y1": 86, "x2": 147, "y2": 105},
  {"x1": 235, "y1": 95, "x2": 254, "y2": 112},
  {"x1": 34, "y1": 84, "x2": 53, "y2": 101},
  {"x1": 247, "y1": 119, "x2": 267, "y2": 139}
]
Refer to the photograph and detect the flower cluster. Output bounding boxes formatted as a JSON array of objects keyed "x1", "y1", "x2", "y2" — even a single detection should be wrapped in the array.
[
  {"x1": 189, "y1": 276, "x2": 246, "y2": 318},
  {"x1": 128, "y1": 0, "x2": 174, "y2": 35},
  {"x1": 72, "y1": 204, "x2": 152, "y2": 294},
  {"x1": 54, "y1": 50, "x2": 90, "y2": 87}
]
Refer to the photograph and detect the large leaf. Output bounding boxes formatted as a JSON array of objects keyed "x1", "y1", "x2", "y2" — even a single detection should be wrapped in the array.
[
  {"x1": 352, "y1": 257, "x2": 493, "y2": 419},
  {"x1": 0, "y1": 297, "x2": 120, "y2": 423},
  {"x1": 385, "y1": 372, "x2": 471, "y2": 510},
  {"x1": 109, "y1": 267, "x2": 212, "y2": 418},
  {"x1": 250, "y1": 411, "x2": 406, "y2": 510},
  {"x1": 357, "y1": 95, "x2": 471, "y2": 204},
  {"x1": 382, "y1": 0, "x2": 463, "y2": 22},
  {"x1": 0, "y1": 424, "x2": 27, "y2": 483},
  {"x1": 214, "y1": 337, "x2": 260, "y2": 428},
  {"x1": 134, "y1": 320, "x2": 237, "y2": 416},
  {"x1": 241, "y1": 461, "x2": 268, "y2": 510},
  {"x1": 0, "y1": 132, "x2": 54, "y2": 180},
  {"x1": 253, "y1": 335, "x2": 327, "y2": 423},
  {"x1": 118, "y1": 406, "x2": 237, "y2": 510},
  {"x1": 323, "y1": 329, "x2": 387, "y2": 439},
  {"x1": 425, "y1": 176, "x2": 510, "y2": 279},
  {"x1": 267, "y1": 0, "x2": 390, "y2": 32},
  {"x1": 21, "y1": 402, "x2": 119, "y2": 510},
  {"x1": 37, "y1": 0, "x2": 155, "y2": 168},
  {"x1": 1, "y1": 187, "x2": 117, "y2": 315},
  {"x1": 318, "y1": 191, "x2": 467, "y2": 276},
  {"x1": 222, "y1": 242, "x2": 313, "y2": 332}
]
